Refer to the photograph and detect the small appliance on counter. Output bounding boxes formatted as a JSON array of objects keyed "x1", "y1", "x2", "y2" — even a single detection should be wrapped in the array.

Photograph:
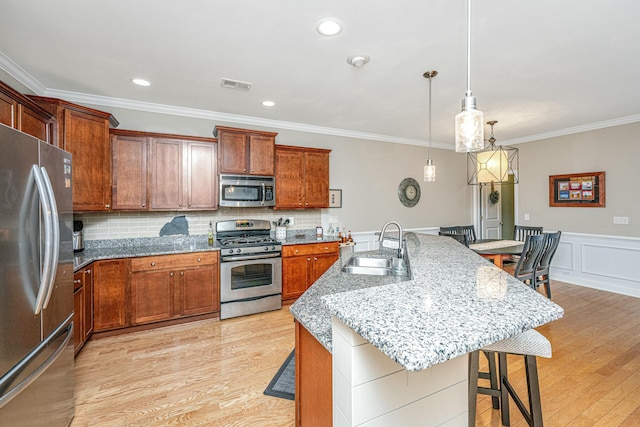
[{"x1": 73, "y1": 220, "x2": 84, "y2": 252}]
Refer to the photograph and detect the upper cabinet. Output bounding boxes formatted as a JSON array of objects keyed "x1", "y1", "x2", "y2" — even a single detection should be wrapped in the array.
[
  {"x1": 30, "y1": 96, "x2": 119, "y2": 211},
  {"x1": 275, "y1": 145, "x2": 331, "y2": 209},
  {"x1": 214, "y1": 126, "x2": 277, "y2": 176},
  {"x1": 0, "y1": 81, "x2": 54, "y2": 143},
  {"x1": 111, "y1": 129, "x2": 218, "y2": 211}
]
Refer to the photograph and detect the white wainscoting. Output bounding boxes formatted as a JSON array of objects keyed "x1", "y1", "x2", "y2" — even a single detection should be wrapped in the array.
[
  {"x1": 550, "y1": 232, "x2": 640, "y2": 298},
  {"x1": 350, "y1": 229, "x2": 640, "y2": 298}
]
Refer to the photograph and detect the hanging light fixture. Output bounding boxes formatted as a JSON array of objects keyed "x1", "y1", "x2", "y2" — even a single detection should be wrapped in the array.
[
  {"x1": 423, "y1": 70, "x2": 437, "y2": 182},
  {"x1": 455, "y1": 0, "x2": 484, "y2": 153},
  {"x1": 467, "y1": 120, "x2": 519, "y2": 185}
]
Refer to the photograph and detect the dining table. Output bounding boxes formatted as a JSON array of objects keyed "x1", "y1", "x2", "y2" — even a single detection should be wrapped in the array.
[{"x1": 469, "y1": 239, "x2": 525, "y2": 269}]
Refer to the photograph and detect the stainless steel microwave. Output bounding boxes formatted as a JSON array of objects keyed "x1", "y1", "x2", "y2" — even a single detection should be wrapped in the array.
[{"x1": 219, "y1": 175, "x2": 275, "y2": 207}]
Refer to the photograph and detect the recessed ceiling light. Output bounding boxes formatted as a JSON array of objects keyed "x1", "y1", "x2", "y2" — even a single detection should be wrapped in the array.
[
  {"x1": 132, "y1": 78, "x2": 151, "y2": 87},
  {"x1": 316, "y1": 18, "x2": 342, "y2": 36},
  {"x1": 262, "y1": 101, "x2": 276, "y2": 107},
  {"x1": 347, "y1": 55, "x2": 370, "y2": 67}
]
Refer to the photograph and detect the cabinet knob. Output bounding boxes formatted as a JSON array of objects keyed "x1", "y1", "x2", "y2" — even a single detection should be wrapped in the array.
[
  {"x1": 294, "y1": 249, "x2": 299, "y2": 254},
  {"x1": 105, "y1": 204, "x2": 110, "y2": 208},
  {"x1": 85, "y1": 269, "x2": 91, "y2": 274},
  {"x1": 180, "y1": 272, "x2": 184, "y2": 276},
  {"x1": 243, "y1": 168, "x2": 247, "y2": 172},
  {"x1": 142, "y1": 204, "x2": 145, "y2": 208},
  {"x1": 170, "y1": 272, "x2": 174, "y2": 277},
  {"x1": 179, "y1": 204, "x2": 182, "y2": 207},
  {"x1": 307, "y1": 258, "x2": 311, "y2": 261},
  {"x1": 74, "y1": 279, "x2": 81, "y2": 284},
  {"x1": 151, "y1": 262, "x2": 156, "y2": 266},
  {"x1": 197, "y1": 257, "x2": 201, "y2": 262},
  {"x1": 314, "y1": 257, "x2": 318, "y2": 261},
  {"x1": 324, "y1": 247, "x2": 328, "y2": 250}
]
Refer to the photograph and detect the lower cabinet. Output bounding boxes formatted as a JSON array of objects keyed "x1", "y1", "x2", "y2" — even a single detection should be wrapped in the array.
[
  {"x1": 92, "y1": 252, "x2": 220, "y2": 332},
  {"x1": 73, "y1": 265, "x2": 94, "y2": 355},
  {"x1": 282, "y1": 242, "x2": 339, "y2": 301}
]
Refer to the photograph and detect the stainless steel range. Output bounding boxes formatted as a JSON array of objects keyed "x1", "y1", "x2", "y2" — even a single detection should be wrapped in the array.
[{"x1": 216, "y1": 219, "x2": 282, "y2": 319}]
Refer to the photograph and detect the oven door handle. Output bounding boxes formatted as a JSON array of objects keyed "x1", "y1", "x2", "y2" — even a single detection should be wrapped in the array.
[
  {"x1": 261, "y1": 182, "x2": 266, "y2": 206},
  {"x1": 221, "y1": 252, "x2": 281, "y2": 262}
]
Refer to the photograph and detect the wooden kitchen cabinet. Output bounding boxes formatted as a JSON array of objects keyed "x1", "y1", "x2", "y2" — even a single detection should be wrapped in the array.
[
  {"x1": 93, "y1": 259, "x2": 129, "y2": 332},
  {"x1": 275, "y1": 145, "x2": 331, "y2": 209},
  {"x1": 214, "y1": 125, "x2": 277, "y2": 175},
  {"x1": 73, "y1": 265, "x2": 94, "y2": 355},
  {"x1": 0, "y1": 80, "x2": 54, "y2": 143},
  {"x1": 149, "y1": 135, "x2": 218, "y2": 210},
  {"x1": 130, "y1": 252, "x2": 219, "y2": 326},
  {"x1": 282, "y1": 242, "x2": 339, "y2": 301},
  {"x1": 29, "y1": 96, "x2": 119, "y2": 211},
  {"x1": 111, "y1": 130, "x2": 148, "y2": 210}
]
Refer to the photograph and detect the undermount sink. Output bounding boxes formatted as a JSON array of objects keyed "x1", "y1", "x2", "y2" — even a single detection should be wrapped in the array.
[{"x1": 342, "y1": 255, "x2": 409, "y2": 276}]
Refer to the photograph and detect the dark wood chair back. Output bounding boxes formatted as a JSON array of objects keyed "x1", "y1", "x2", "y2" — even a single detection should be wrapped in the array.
[
  {"x1": 514, "y1": 225, "x2": 543, "y2": 242},
  {"x1": 457, "y1": 225, "x2": 477, "y2": 244},
  {"x1": 439, "y1": 226, "x2": 458, "y2": 234},
  {"x1": 535, "y1": 231, "x2": 562, "y2": 298},
  {"x1": 438, "y1": 231, "x2": 469, "y2": 247},
  {"x1": 514, "y1": 234, "x2": 546, "y2": 286}
]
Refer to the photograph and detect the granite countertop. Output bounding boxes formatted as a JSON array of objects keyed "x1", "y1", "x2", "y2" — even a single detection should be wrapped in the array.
[
  {"x1": 290, "y1": 232, "x2": 564, "y2": 372},
  {"x1": 73, "y1": 229, "x2": 340, "y2": 271}
]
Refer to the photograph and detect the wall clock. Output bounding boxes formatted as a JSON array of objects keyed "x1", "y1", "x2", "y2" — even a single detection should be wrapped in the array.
[{"x1": 398, "y1": 177, "x2": 421, "y2": 207}]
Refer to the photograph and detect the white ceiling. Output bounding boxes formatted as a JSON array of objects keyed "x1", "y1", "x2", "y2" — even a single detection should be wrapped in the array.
[{"x1": 1, "y1": 0, "x2": 639, "y2": 149}]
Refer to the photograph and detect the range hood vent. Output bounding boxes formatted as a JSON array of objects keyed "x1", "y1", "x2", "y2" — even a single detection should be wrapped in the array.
[{"x1": 221, "y1": 78, "x2": 252, "y2": 91}]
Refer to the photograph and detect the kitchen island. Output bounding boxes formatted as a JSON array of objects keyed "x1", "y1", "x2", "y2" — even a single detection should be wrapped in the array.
[{"x1": 290, "y1": 232, "x2": 564, "y2": 426}]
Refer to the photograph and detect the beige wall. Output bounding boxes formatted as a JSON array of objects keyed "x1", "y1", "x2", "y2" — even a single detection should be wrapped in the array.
[{"x1": 517, "y1": 122, "x2": 640, "y2": 237}]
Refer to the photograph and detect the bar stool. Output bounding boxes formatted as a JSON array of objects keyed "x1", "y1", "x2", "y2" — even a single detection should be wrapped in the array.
[{"x1": 469, "y1": 329, "x2": 552, "y2": 426}]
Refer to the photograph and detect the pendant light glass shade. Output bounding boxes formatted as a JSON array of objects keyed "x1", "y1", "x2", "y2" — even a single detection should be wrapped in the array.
[
  {"x1": 423, "y1": 70, "x2": 437, "y2": 182},
  {"x1": 455, "y1": 0, "x2": 484, "y2": 153},
  {"x1": 424, "y1": 158, "x2": 436, "y2": 182}
]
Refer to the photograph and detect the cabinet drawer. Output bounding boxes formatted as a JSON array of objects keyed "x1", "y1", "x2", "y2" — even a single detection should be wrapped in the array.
[
  {"x1": 283, "y1": 242, "x2": 339, "y2": 257},
  {"x1": 131, "y1": 251, "x2": 217, "y2": 271}
]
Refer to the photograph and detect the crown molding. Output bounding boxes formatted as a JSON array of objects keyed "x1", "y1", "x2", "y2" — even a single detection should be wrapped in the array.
[{"x1": 0, "y1": 51, "x2": 47, "y2": 95}]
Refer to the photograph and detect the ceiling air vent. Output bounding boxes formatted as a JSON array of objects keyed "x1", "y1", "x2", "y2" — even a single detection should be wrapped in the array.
[{"x1": 221, "y1": 78, "x2": 252, "y2": 91}]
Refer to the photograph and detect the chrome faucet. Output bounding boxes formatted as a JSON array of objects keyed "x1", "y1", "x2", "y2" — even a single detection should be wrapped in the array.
[{"x1": 378, "y1": 221, "x2": 404, "y2": 258}]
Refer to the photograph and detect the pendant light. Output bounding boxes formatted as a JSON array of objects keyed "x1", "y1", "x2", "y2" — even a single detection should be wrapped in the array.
[
  {"x1": 423, "y1": 70, "x2": 437, "y2": 182},
  {"x1": 455, "y1": 0, "x2": 484, "y2": 153},
  {"x1": 467, "y1": 120, "x2": 519, "y2": 185}
]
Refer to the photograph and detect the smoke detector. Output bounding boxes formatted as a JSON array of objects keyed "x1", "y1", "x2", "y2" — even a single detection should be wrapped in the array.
[
  {"x1": 347, "y1": 55, "x2": 370, "y2": 67},
  {"x1": 221, "y1": 78, "x2": 252, "y2": 91}
]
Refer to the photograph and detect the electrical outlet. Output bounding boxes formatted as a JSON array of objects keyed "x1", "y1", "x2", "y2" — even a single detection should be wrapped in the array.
[{"x1": 286, "y1": 217, "x2": 294, "y2": 226}]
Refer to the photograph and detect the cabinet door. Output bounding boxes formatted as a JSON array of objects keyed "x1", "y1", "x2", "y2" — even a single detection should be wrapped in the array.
[
  {"x1": 179, "y1": 265, "x2": 218, "y2": 316},
  {"x1": 311, "y1": 253, "x2": 339, "y2": 284},
  {"x1": 185, "y1": 141, "x2": 217, "y2": 209},
  {"x1": 83, "y1": 266, "x2": 94, "y2": 340},
  {"x1": 150, "y1": 138, "x2": 183, "y2": 209},
  {"x1": 63, "y1": 109, "x2": 111, "y2": 210},
  {"x1": 93, "y1": 259, "x2": 128, "y2": 332},
  {"x1": 248, "y1": 135, "x2": 275, "y2": 175},
  {"x1": 73, "y1": 287, "x2": 84, "y2": 354},
  {"x1": 112, "y1": 135, "x2": 148, "y2": 210},
  {"x1": 282, "y1": 255, "x2": 311, "y2": 300},
  {"x1": 304, "y1": 151, "x2": 330, "y2": 208},
  {"x1": 218, "y1": 132, "x2": 247, "y2": 174},
  {"x1": 275, "y1": 148, "x2": 305, "y2": 209},
  {"x1": 0, "y1": 91, "x2": 16, "y2": 128},
  {"x1": 18, "y1": 104, "x2": 50, "y2": 143},
  {"x1": 131, "y1": 270, "x2": 175, "y2": 325}
]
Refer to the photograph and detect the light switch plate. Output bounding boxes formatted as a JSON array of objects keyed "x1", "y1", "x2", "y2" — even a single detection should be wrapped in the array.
[{"x1": 613, "y1": 216, "x2": 629, "y2": 225}]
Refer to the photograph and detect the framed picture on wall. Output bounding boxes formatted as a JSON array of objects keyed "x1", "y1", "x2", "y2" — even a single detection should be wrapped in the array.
[{"x1": 549, "y1": 171, "x2": 605, "y2": 207}]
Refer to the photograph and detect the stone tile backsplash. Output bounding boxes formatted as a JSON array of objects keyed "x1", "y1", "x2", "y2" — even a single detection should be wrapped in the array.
[{"x1": 76, "y1": 208, "x2": 322, "y2": 240}]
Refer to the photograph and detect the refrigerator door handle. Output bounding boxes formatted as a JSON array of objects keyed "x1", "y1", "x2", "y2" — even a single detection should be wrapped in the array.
[
  {"x1": 40, "y1": 166, "x2": 59, "y2": 310},
  {"x1": 0, "y1": 320, "x2": 73, "y2": 410},
  {"x1": 31, "y1": 165, "x2": 53, "y2": 315}
]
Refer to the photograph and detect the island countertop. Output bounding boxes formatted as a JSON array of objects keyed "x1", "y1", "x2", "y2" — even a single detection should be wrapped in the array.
[{"x1": 290, "y1": 232, "x2": 564, "y2": 372}]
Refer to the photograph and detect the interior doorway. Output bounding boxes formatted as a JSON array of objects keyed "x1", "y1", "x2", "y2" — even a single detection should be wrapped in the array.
[{"x1": 478, "y1": 176, "x2": 515, "y2": 239}]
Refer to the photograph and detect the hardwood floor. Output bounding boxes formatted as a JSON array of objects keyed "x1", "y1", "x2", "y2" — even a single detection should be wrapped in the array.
[{"x1": 70, "y1": 282, "x2": 640, "y2": 426}]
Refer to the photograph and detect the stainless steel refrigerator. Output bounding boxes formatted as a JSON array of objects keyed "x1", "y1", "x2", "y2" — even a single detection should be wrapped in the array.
[{"x1": 0, "y1": 124, "x2": 75, "y2": 426}]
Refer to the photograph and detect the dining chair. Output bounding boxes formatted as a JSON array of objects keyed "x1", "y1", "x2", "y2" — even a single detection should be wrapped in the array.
[
  {"x1": 514, "y1": 225, "x2": 544, "y2": 241},
  {"x1": 513, "y1": 234, "x2": 546, "y2": 288},
  {"x1": 438, "y1": 231, "x2": 469, "y2": 247},
  {"x1": 439, "y1": 226, "x2": 459, "y2": 234},
  {"x1": 535, "y1": 231, "x2": 562, "y2": 298},
  {"x1": 469, "y1": 329, "x2": 551, "y2": 427},
  {"x1": 456, "y1": 225, "x2": 477, "y2": 244}
]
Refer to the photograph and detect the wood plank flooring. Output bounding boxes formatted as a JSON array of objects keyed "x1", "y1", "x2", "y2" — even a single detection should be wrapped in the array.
[{"x1": 70, "y1": 281, "x2": 640, "y2": 426}]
